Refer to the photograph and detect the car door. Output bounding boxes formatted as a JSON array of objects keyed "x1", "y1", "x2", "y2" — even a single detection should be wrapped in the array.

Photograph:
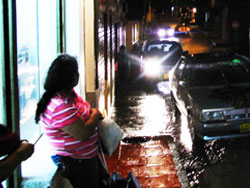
[
  {"x1": 172, "y1": 59, "x2": 189, "y2": 116},
  {"x1": 177, "y1": 63, "x2": 190, "y2": 116}
]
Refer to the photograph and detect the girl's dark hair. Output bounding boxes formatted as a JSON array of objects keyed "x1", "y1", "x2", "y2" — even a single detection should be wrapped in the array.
[{"x1": 35, "y1": 54, "x2": 78, "y2": 123}]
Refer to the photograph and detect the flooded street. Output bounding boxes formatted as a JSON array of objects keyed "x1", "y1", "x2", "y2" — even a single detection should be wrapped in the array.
[
  {"x1": 112, "y1": 81, "x2": 174, "y2": 138},
  {"x1": 112, "y1": 79, "x2": 250, "y2": 187},
  {"x1": 111, "y1": 31, "x2": 250, "y2": 187}
]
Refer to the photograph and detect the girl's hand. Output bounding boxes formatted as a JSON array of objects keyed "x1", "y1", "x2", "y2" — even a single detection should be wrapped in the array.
[{"x1": 90, "y1": 108, "x2": 103, "y2": 121}]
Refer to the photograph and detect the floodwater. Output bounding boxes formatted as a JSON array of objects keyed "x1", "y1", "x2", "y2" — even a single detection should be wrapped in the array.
[
  {"x1": 112, "y1": 80, "x2": 175, "y2": 138},
  {"x1": 112, "y1": 80, "x2": 250, "y2": 188}
]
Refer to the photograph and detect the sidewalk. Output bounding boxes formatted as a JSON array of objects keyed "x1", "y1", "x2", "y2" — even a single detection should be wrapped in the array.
[{"x1": 105, "y1": 136, "x2": 181, "y2": 188}]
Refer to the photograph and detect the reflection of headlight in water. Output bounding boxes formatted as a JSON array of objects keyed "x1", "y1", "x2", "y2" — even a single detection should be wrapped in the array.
[
  {"x1": 157, "y1": 81, "x2": 170, "y2": 95},
  {"x1": 143, "y1": 59, "x2": 161, "y2": 76}
]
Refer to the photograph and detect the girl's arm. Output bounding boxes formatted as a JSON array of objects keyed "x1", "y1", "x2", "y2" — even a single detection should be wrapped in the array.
[{"x1": 61, "y1": 108, "x2": 102, "y2": 141}]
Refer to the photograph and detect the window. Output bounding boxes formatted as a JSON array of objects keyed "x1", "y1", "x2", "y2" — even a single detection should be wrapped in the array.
[
  {"x1": 38, "y1": 0, "x2": 58, "y2": 95},
  {"x1": 16, "y1": 0, "x2": 40, "y2": 141},
  {"x1": 0, "y1": 0, "x2": 59, "y2": 186},
  {"x1": 174, "y1": 60, "x2": 186, "y2": 79},
  {"x1": 16, "y1": 0, "x2": 58, "y2": 141},
  {"x1": 16, "y1": 0, "x2": 58, "y2": 181}
]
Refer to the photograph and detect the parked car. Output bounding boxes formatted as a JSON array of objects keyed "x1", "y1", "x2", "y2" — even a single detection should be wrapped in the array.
[
  {"x1": 140, "y1": 39, "x2": 183, "y2": 81},
  {"x1": 169, "y1": 51, "x2": 250, "y2": 143}
]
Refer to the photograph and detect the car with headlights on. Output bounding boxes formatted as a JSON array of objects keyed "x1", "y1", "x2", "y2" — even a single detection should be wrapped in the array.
[
  {"x1": 144, "y1": 24, "x2": 175, "y2": 39},
  {"x1": 156, "y1": 25, "x2": 175, "y2": 38},
  {"x1": 140, "y1": 39, "x2": 183, "y2": 81},
  {"x1": 169, "y1": 52, "x2": 250, "y2": 142}
]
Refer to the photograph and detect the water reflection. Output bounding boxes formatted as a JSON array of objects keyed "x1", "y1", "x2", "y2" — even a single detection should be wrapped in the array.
[
  {"x1": 113, "y1": 79, "x2": 250, "y2": 188},
  {"x1": 157, "y1": 81, "x2": 170, "y2": 95},
  {"x1": 179, "y1": 113, "x2": 193, "y2": 152},
  {"x1": 125, "y1": 94, "x2": 170, "y2": 137}
]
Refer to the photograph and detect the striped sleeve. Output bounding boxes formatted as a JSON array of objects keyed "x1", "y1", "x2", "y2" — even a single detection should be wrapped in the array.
[{"x1": 52, "y1": 103, "x2": 80, "y2": 128}]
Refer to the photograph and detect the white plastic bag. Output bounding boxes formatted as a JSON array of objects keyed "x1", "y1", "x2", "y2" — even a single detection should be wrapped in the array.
[{"x1": 98, "y1": 118, "x2": 124, "y2": 156}]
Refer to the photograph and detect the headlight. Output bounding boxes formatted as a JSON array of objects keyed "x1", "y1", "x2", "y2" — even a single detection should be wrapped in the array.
[
  {"x1": 158, "y1": 28, "x2": 175, "y2": 37},
  {"x1": 143, "y1": 58, "x2": 161, "y2": 76},
  {"x1": 201, "y1": 111, "x2": 224, "y2": 122},
  {"x1": 157, "y1": 29, "x2": 166, "y2": 37},
  {"x1": 167, "y1": 29, "x2": 175, "y2": 36}
]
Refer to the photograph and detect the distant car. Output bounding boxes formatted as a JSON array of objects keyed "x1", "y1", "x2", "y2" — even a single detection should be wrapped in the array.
[
  {"x1": 144, "y1": 24, "x2": 175, "y2": 39},
  {"x1": 175, "y1": 22, "x2": 191, "y2": 36},
  {"x1": 169, "y1": 52, "x2": 250, "y2": 142},
  {"x1": 140, "y1": 39, "x2": 183, "y2": 81},
  {"x1": 156, "y1": 26, "x2": 175, "y2": 38}
]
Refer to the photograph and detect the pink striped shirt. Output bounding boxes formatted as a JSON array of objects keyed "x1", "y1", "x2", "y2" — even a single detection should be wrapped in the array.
[{"x1": 40, "y1": 90, "x2": 98, "y2": 159}]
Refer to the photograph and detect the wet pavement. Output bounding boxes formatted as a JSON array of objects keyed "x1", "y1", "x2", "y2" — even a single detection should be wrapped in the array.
[
  {"x1": 108, "y1": 31, "x2": 250, "y2": 188},
  {"x1": 107, "y1": 80, "x2": 189, "y2": 188},
  {"x1": 105, "y1": 136, "x2": 180, "y2": 188},
  {"x1": 109, "y1": 77, "x2": 250, "y2": 188}
]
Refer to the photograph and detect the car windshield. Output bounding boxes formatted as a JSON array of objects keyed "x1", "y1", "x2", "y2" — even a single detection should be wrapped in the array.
[
  {"x1": 146, "y1": 43, "x2": 173, "y2": 53},
  {"x1": 189, "y1": 59, "x2": 250, "y2": 87},
  {"x1": 144, "y1": 43, "x2": 182, "y2": 66}
]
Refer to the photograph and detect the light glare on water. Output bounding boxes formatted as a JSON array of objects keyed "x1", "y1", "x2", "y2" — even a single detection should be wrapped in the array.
[
  {"x1": 179, "y1": 114, "x2": 193, "y2": 152},
  {"x1": 128, "y1": 94, "x2": 170, "y2": 137}
]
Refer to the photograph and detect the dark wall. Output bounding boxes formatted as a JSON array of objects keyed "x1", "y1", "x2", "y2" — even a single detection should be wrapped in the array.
[
  {"x1": 227, "y1": 0, "x2": 249, "y2": 55},
  {"x1": 126, "y1": 0, "x2": 147, "y2": 20}
]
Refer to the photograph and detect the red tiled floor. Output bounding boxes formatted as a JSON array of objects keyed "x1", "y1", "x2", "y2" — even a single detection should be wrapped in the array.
[{"x1": 104, "y1": 136, "x2": 181, "y2": 188}]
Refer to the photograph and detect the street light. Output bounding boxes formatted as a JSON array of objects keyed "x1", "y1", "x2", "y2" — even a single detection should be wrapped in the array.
[
  {"x1": 191, "y1": 7, "x2": 197, "y2": 23},
  {"x1": 192, "y1": 7, "x2": 197, "y2": 13}
]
